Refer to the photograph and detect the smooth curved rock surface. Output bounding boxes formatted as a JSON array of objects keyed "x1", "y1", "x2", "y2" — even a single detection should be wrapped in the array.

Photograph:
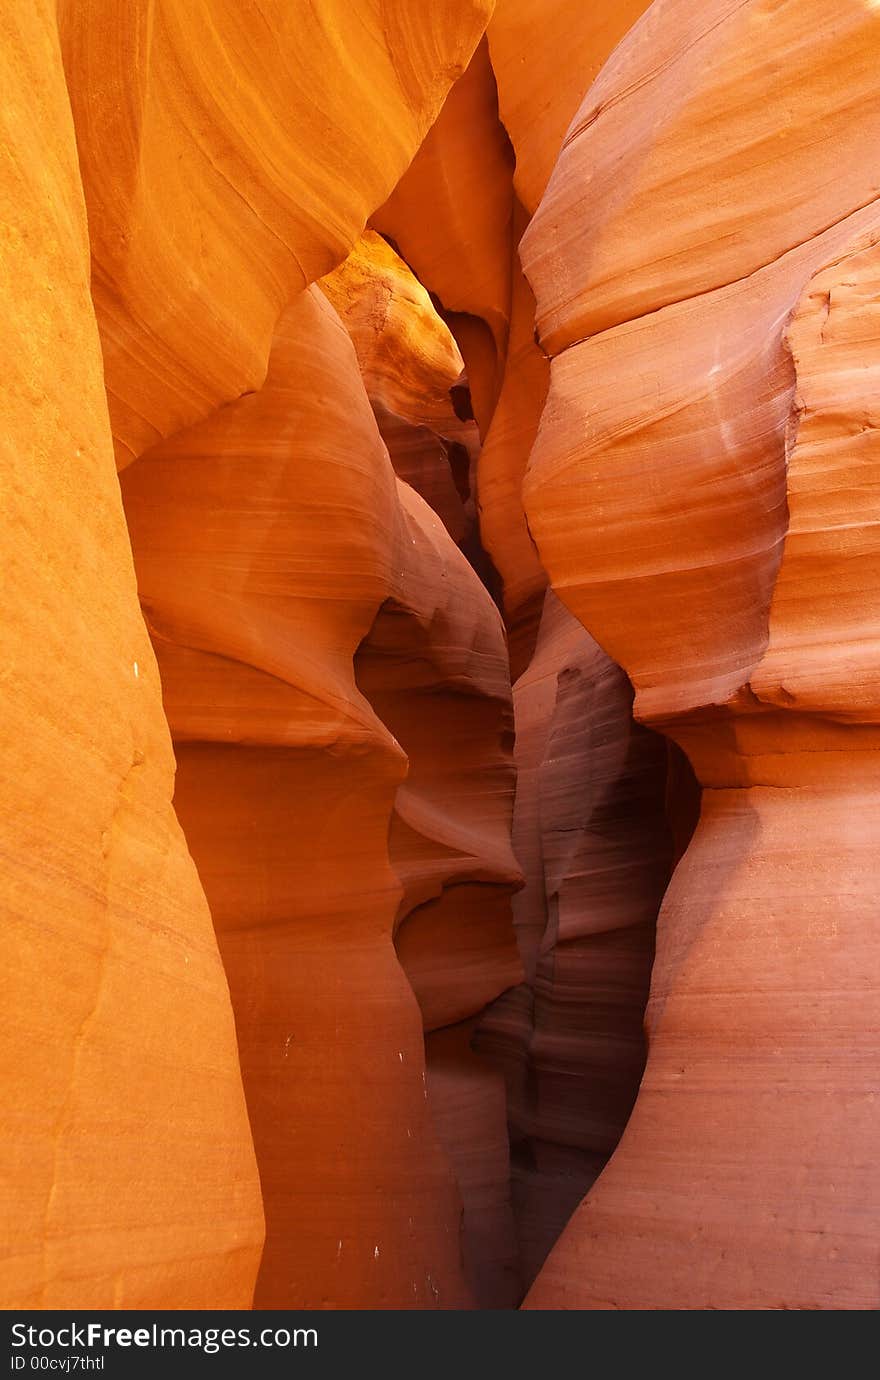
[
  {"x1": 521, "y1": 0, "x2": 880, "y2": 354},
  {"x1": 122, "y1": 288, "x2": 489, "y2": 1309},
  {"x1": 9, "y1": 0, "x2": 880, "y2": 1315},
  {"x1": 321, "y1": 231, "x2": 480, "y2": 545},
  {"x1": 522, "y1": 0, "x2": 880, "y2": 1311},
  {"x1": 426, "y1": 1022, "x2": 521, "y2": 1309},
  {"x1": 477, "y1": 592, "x2": 673, "y2": 1286},
  {"x1": 354, "y1": 475, "x2": 523, "y2": 1306},
  {"x1": 1, "y1": 0, "x2": 263, "y2": 1309},
  {"x1": 59, "y1": 0, "x2": 493, "y2": 466},
  {"x1": 476, "y1": 204, "x2": 550, "y2": 678},
  {"x1": 488, "y1": 0, "x2": 652, "y2": 214},
  {"x1": 373, "y1": 37, "x2": 515, "y2": 434}
]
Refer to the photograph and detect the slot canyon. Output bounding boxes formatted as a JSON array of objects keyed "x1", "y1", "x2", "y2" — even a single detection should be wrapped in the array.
[{"x1": 2, "y1": 0, "x2": 878, "y2": 1312}]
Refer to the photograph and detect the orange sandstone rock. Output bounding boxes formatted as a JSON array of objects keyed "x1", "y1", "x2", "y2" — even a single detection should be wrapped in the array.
[
  {"x1": 426, "y1": 1022, "x2": 521, "y2": 1309},
  {"x1": 121, "y1": 288, "x2": 483, "y2": 1309},
  {"x1": 355, "y1": 479, "x2": 524, "y2": 1304},
  {"x1": 320, "y1": 231, "x2": 480, "y2": 544},
  {"x1": 522, "y1": 0, "x2": 880, "y2": 354},
  {"x1": 521, "y1": 0, "x2": 880, "y2": 1310},
  {"x1": 0, "y1": 0, "x2": 262, "y2": 1308},
  {"x1": 121, "y1": 277, "x2": 526, "y2": 1308},
  {"x1": 476, "y1": 204, "x2": 550, "y2": 678},
  {"x1": 355, "y1": 479, "x2": 522, "y2": 1028},
  {"x1": 487, "y1": 0, "x2": 652, "y2": 214},
  {"x1": 477, "y1": 593, "x2": 673, "y2": 1287},
  {"x1": 58, "y1": 0, "x2": 494, "y2": 466},
  {"x1": 373, "y1": 37, "x2": 515, "y2": 434}
]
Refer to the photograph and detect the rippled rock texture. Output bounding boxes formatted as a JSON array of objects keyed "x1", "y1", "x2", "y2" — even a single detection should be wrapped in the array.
[
  {"x1": 520, "y1": 0, "x2": 880, "y2": 1311},
  {"x1": 4, "y1": 0, "x2": 879, "y2": 1314},
  {"x1": 3, "y1": 0, "x2": 498, "y2": 1310}
]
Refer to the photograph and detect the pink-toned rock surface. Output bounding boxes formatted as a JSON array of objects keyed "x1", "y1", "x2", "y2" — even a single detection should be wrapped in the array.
[
  {"x1": 522, "y1": 0, "x2": 880, "y2": 354},
  {"x1": 1, "y1": 0, "x2": 262, "y2": 1308},
  {"x1": 354, "y1": 473, "x2": 523, "y2": 1305},
  {"x1": 121, "y1": 271, "x2": 527, "y2": 1306},
  {"x1": 3, "y1": 0, "x2": 533, "y2": 1313},
  {"x1": 122, "y1": 289, "x2": 487, "y2": 1309},
  {"x1": 521, "y1": 0, "x2": 880, "y2": 1310},
  {"x1": 8, "y1": 0, "x2": 880, "y2": 1315},
  {"x1": 478, "y1": 592, "x2": 675, "y2": 1285},
  {"x1": 426, "y1": 1022, "x2": 521, "y2": 1309}
]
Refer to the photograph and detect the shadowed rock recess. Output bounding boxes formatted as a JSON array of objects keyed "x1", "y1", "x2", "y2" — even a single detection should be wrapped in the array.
[{"x1": 2, "y1": 0, "x2": 878, "y2": 1311}]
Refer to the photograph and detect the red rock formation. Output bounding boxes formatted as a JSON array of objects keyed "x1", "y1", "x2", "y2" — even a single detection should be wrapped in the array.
[
  {"x1": 3, "y1": 0, "x2": 530, "y2": 1312},
  {"x1": 320, "y1": 231, "x2": 480, "y2": 545},
  {"x1": 0, "y1": 0, "x2": 262, "y2": 1308},
  {"x1": 521, "y1": 0, "x2": 880, "y2": 1310},
  {"x1": 425, "y1": 1022, "x2": 521, "y2": 1309},
  {"x1": 355, "y1": 477, "x2": 523, "y2": 1306},
  {"x1": 58, "y1": 0, "x2": 493, "y2": 466},
  {"x1": 522, "y1": 0, "x2": 880, "y2": 353},
  {"x1": 488, "y1": 0, "x2": 652, "y2": 214},
  {"x1": 476, "y1": 204, "x2": 550, "y2": 678},
  {"x1": 373, "y1": 37, "x2": 515, "y2": 434},
  {"x1": 122, "y1": 289, "x2": 487, "y2": 1309},
  {"x1": 9, "y1": 0, "x2": 880, "y2": 1316},
  {"x1": 472, "y1": 112, "x2": 677, "y2": 1300},
  {"x1": 477, "y1": 592, "x2": 674, "y2": 1286}
]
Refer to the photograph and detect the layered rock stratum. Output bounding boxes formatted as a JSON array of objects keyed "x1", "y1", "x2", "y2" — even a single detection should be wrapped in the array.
[{"x1": 3, "y1": 0, "x2": 878, "y2": 1312}]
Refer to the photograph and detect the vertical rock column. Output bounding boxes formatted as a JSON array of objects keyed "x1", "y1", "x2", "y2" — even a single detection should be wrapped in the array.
[
  {"x1": 0, "y1": 0, "x2": 262, "y2": 1308},
  {"x1": 121, "y1": 289, "x2": 481, "y2": 1309},
  {"x1": 521, "y1": 0, "x2": 880, "y2": 1309},
  {"x1": 474, "y1": 9, "x2": 679, "y2": 1289},
  {"x1": 325, "y1": 233, "x2": 524, "y2": 1306}
]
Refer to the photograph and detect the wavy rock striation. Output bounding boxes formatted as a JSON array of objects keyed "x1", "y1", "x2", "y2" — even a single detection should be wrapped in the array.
[
  {"x1": 373, "y1": 36, "x2": 515, "y2": 435},
  {"x1": 3, "y1": 0, "x2": 513, "y2": 1311},
  {"x1": 7, "y1": 0, "x2": 880, "y2": 1315},
  {"x1": 487, "y1": 0, "x2": 652, "y2": 215},
  {"x1": 320, "y1": 231, "x2": 480, "y2": 547},
  {"x1": 122, "y1": 271, "x2": 524, "y2": 1307},
  {"x1": 0, "y1": 0, "x2": 263, "y2": 1310},
  {"x1": 59, "y1": 0, "x2": 494, "y2": 467},
  {"x1": 477, "y1": 591, "x2": 676, "y2": 1286},
  {"x1": 521, "y1": 0, "x2": 880, "y2": 1311}
]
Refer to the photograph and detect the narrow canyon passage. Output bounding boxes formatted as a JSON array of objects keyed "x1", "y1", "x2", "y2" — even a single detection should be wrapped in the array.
[{"x1": 3, "y1": 0, "x2": 879, "y2": 1314}]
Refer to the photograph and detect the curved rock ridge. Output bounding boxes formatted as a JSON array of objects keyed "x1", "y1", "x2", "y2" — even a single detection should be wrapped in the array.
[
  {"x1": 326, "y1": 235, "x2": 525, "y2": 1306},
  {"x1": 524, "y1": 203, "x2": 880, "y2": 730},
  {"x1": 355, "y1": 481, "x2": 522, "y2": 1033},
  {"x1": 487, "y1": 0, "x2": 652, "y2": 215},
  {"x1": 373, "y1": 36, "x2": 515, "y2": 434},
  {"x1": 355, "y1": 479, "x2": 524, "y2": 1306},
  {"x1": 476, "y1": 203, "x2": 550, "y2": 679},
  {"x1": 469, "y1": 86, "x2": 681, "y2": 1292},
  {"x1": 521, "y1": 0, "x2": 880, "y2": 354},
  {"x1": 0, "y1": 0, "x2": 263, "y2": 1309},
  {"x1": 122, "y1": 281, "x2": 526, "y2": 1308},
  {"x1": 58, "y1": 0, "x2": 494, "y2": 467},
  {"x1": 430, "y1": 33, "x2": 689, "y2": 1289},
  {"x1": 521, "y1": 0, "x2": 880, "y2": 1310},
  {"x1": 753, "y1": 238, "x2": 880, "y2": 722},
  {"x1": 9, "y1": 0, "x2": 880, "y2": 1315},
  {"x1": 121, "y1": 288, "x2": 480, "y2": 1309},
  {"x1": 425, "y1": 1021, "x2": 521, "y2": 1309},
  {"x1": 320, "y1": 231, "x2": 480, "y2": 545},
  {"x1": 477, "y1": 592, "x2": 674, "y2": 1287}
]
